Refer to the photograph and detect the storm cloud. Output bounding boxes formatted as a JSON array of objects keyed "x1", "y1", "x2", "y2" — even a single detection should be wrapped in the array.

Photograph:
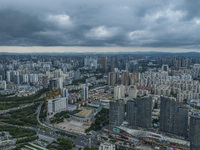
[{"x1": 0, "y1": 0, "x2": 200, "y2": 48}]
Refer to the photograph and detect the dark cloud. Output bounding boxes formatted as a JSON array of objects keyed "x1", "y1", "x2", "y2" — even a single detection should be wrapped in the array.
[{"x1": 0, "y1": 0, "x2": 200, "y2": 48}]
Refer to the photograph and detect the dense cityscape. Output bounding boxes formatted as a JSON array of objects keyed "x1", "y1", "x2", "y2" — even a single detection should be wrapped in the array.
[
  {"x1": 1, "y1": 0, "x2": 200, "y2": 149},
  {"x1": 0, "y1": 52, "x2": 199, "y2": 150}
]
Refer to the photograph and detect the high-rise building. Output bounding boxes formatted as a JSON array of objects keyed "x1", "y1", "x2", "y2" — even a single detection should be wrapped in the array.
[
  {"x1": 0, "y1": 80, "x2": 6, "y2": 90},
  {"x1": 6, "y1": 71, "x2": 11, "y2": 83},
  {"x1": 114, "y1": 85, "x2": 125, "y2": 100},
  {"x1": 47, "y1": 97, "x2": 67, "y2": 118},
  {"x1": 0, "y1": 69, "x2": 6, "y2": 80},
  {"x1": 109, "y1": 100, "x2": 125, "y2": 126},
  {"x1": 62, "y1": 88, "x2": 69, "y2": 106},
  {"x1": 108, "y1": 72, "x2": 119, "y2": 86},
  {"x1": 176, "y1": 106, "x2": 189, "y2": 136},
  {"x1": 57, "y1": 77, "x2": 63, "y2": 89},
  {"x1": 189, "y1": 115, "x2": 200, "y2": 150},
  {"x1": 110, "y1": 56, "x2": 119, "y2": 71},
  {"x1": 74, "y1": 70, "x2": 81, "y2": 80},
  {"x1": 159, "y1": 96, "x2": 188, "y2": 137},
  {"x1": 22, "y1": 74, "x2": 29, "y2": 83},
  {"x1": 53, "y1": 69, "x2": 62, "y2": 78},
  {"x1": 49, "y1": 79, "x2": 57, "y2": 91},
  {"x1": 162, "y1": 64, "x2": 169, "y2": 72},
  {"x1": 11, "y1": 71, "x2": 19, "y2": 82},
  {"x1": 130, "y1": 60, "x2": 139, "y2": 73},
  {"x1": 84, "y1": 57, "x2": 97, "y2": 70},
  {"x1": 29, "y1": 74, "x2": 38, "y2": 83},
  {"x1": 128, "y1": 85, "x2": 137, "y2": 98},
  {"x1": 101, "y1": 56, "x2": 108, "y2": 73},
  {"x1": 129, "y1": 73, "x2": 140, "y2": 85},
  {"x1": 14, "y1": 74, "x2": 20, "y2": 84},
  {"x1": 126, "y1": 97, "x2": 152, "y2": 128},
  {"x1": 42, "y1": 76, "x2": 49, "y2": 88},
  {"x1": 121, "y1": 71, "x2": 129, "y2": 86},
  {"x1": 121, "y1": 72, "x2": 140, "y2": 86},
  {"x1": 81, "y1": 86, "x2": 88, "y2": 100}
]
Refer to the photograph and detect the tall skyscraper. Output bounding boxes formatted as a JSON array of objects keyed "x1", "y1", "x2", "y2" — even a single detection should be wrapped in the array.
[
  {"x1": 6, "y1": 71, "x2": 11, "y2": 82},
  {"x1": 84, "y1": 57, "x2": 97, "y2": 70},
  {"x1": 114, "y1": 85, "x2": 125, "y2": 100},
  {"x1": 74, "y1": 70, "x2": 81, "y2": 80},
  {"x1": 0, "y1": 80, "x2": 6, "y2": 90},
  {"x1": 126, "y1": 97, "x2": 152, "y2": 128},
  {"x1": 159, "y1": 96, "x2": 188, "y2": 137},
  {"x1": 22, "y1": 74, "x2": 29, "y2": 83},
  {"x1": 121, "y1": 71, "x2": 129, "y2": 86},
  {"x1": 101, "y1": 56, "x2": 108, "y2": 73},
  {"x1": 129, "y1": 73, "x2": 140, "y2": 85},
  {"x1": 130, "y1": 60, "x2": 139, "y2": 73},
  {"x1": 108, "y1": 72, "x2": 119, "y2": 85},
  {"x1": 190, "y1": 115, "x2": 200, "y2": 150},
  {"x1": 62, "y1": 88, "x2": 69, "y2": 106},
  {"x1": 162, "y1": 64, "x2": 169, "y2": 72},
  {"x1": 47, "y1": 97, "x2": 67, "y2": 118},
  {"x1": 42, "y1": 75, "x2": 49, "y2": 88},
  {"x1": 110, "y1": 56, "x2": 119, "y2": 71},
  {"x1": 49, "y1": 79, "x2": 57, "y2": 91},
  {"x1": 128, "y1": 85, "x2": 137, "y2": 98},
  {"x1": 14, "y1": 74, "x2": 20, "y2": 84},
  {"x1": 109, "y1": 100, "x2": 125, "y2": 126},
  {"x1": 57, "y1": 77, "x2": 63, "y2": 89},
  {"x1": 81, "y1": 86, "x2": 88, "y2": 100}
]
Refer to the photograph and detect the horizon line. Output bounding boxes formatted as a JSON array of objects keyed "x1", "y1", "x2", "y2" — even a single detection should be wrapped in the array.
[{"x1": 0, "y1": 46, "x2": 199, "y2": 53}]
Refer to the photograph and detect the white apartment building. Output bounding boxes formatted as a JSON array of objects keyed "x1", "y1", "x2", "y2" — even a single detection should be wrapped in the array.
[
  {"x1": 99, "y1": 142, "x2": 115, "y2": 150},
  {"x1": 114, "y1": 85, "x2": 125, "y2": 100},
  {"x1": 47, "y1": 97, "x2": 67, "y2": 118},
  {"x1": 0, "y1": 80, "x2": 6, "y2": 90},
  {"x1": 128, "y1": 85, "x2": 137, "y2": 98}
]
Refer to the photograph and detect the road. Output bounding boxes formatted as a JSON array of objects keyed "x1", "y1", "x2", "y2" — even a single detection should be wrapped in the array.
[
  {"x1": 36, "y1": 102, "x2": 100, "y2": 147},
  {"x1": 0, "y1": 103, "x2": 34, "y2": 115},
  {"x1": 0, "y1": 100, "x2": 101, "y2": 148}
]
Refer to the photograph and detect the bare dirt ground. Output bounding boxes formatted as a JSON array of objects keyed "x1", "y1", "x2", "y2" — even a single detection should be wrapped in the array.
[{"x1": 54, "y1": 119, "x2": 91, "y2": 134}]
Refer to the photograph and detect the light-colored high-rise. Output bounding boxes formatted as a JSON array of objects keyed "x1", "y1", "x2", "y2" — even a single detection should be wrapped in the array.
[
  {"x1": 128, "y1": 85, "x2": 137, "y2": 98},
  {"x1": 114, "y1": 85, "x2": 125, "y2": 100}
]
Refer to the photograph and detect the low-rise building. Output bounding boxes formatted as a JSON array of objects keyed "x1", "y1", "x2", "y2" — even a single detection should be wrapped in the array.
[{"x1": 99, "y1": 142, "x2": 115, "y2": 150}]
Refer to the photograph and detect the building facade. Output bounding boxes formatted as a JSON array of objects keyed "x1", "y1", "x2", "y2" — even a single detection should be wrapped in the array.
[
  {"x1": 190, "y1": 115, "x2": 200, "y2": 150},
  {"x1": 109, "y1": 100, "x2": 125, "y2": 126},
  {"x1": 159, "y1": 96, "x2": 188, "y2": 137},
  {"x1": 114, "y1": 85, "x2": 125, "y2": 100},
  {"x1": 126, "y1": 97, "x2": 152, "y2": 128},
  {"x1": 47, "y1": 97, "x2": 67, "y2": 118},
  {"x1": 81, "y1": 86, "x2": 88, "y2": 100}
]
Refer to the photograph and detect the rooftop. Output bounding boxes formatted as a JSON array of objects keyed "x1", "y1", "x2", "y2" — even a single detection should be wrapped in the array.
[{"x1": 75, "y1": 109, "x2": 92, "y2": 118}]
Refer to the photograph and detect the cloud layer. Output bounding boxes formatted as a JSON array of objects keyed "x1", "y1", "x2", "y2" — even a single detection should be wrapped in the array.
[{"x1": 0, "y1": 0, "x2": 200, "y2": 48}]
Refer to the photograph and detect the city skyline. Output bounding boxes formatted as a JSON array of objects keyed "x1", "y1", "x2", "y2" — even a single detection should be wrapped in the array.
[
  {"x1": 0, "y1": 46, "x2": 200, "y2": 53},
  {"x1": 0, "y1": 53, "x2": 199, "y2": 149},
  {"x1": 1, "y1": 0, "x2": 200, "y2": 149}
]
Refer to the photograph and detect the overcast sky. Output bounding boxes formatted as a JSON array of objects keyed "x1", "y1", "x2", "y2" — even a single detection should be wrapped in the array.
[{"x1": 0, "y1": 0, "x2": 200, "y2": 52}]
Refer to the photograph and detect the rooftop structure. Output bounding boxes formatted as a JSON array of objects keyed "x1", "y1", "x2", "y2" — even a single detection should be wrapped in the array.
[
  {"x1": 75, "y1": 109, "x2": 93, "y2": 118},
  {"x1": 71, "y1": 108, "x2": 94, "y2": 123}
]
